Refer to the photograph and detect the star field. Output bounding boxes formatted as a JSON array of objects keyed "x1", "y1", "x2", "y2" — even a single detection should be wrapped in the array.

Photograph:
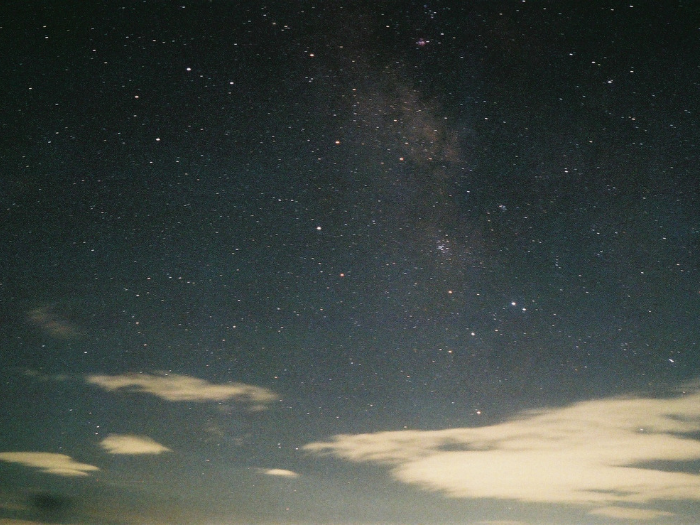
[{"x1": 1, "y1": 2, "x2": 699, "y2": 524}]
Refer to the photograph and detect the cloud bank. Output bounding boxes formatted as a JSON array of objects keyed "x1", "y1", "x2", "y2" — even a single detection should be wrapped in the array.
[
  {"x1": 0, "y1": 452, "x2": 99, "y2": 477},
  {"x1": 86, "y1": 372, "x2": 278, "y2": 410},
  {"x1": 100, "y1": 434, "x2": 172, "y2": 455},
  {"x1": 304, "y1": 387, "x2": 700, "y2": 519}
]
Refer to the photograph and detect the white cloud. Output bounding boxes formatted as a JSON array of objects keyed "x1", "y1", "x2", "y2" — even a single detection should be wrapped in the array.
[
  {"x1": 589, "y1": 506, "x2": 675, "y2": 520},
  {"x1": 0, "y1": 452, "x2": 99, "y2": 477},
  {"x1": 86, "y1": 372, "x2": 278, "y2": 409},
  {"x1": 475, "y1": 522, "x2": 529, "y2": 525},
  {"x1": 100, "y1": 434, "x2": 172, "y2": 455},
  {"x1": 257, "y1": 468, "x2": 299, "y2": 478},
  {"x1": 304, "y1": 387, "x2": 700, "y2": 519}
]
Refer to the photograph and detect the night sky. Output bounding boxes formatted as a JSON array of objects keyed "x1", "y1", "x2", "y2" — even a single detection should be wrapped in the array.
[{"x1": 1, "y1": 1, "x2": 700, "y2": 524}]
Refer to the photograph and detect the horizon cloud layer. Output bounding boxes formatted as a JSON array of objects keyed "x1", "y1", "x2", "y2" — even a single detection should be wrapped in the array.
[{"x1": 304, "y1": 386, "x2": 700, "y2": 519}]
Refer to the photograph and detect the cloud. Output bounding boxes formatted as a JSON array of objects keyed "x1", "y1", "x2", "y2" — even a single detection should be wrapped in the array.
[
  {"x1": 304, "y1": 387, "x2": 700, "y2": 519},
  {"x1": 257, "y1": 468, "x2": 299, "y2": 478},
  {"x1": 86, "y1": 372, "x2": 278, "y2": 409},
  {"x1": 0, "y1": 452, "x2": 99, "y2": 477},
  {"x1": 589, "y1": 506, "x2": 675, "y2": 520},
  {"x1": 100, "y1": 434, "x2": 172, "y2": 455},
  {"x1": 0, "y1": 518, "x2": 44, "y2": 525},
  {"x1": 26, "y1": 305, "x2": 82, "y2": 340},
  {"x1": 475, "y1": 522, "x2": 529, "y2": 525}
]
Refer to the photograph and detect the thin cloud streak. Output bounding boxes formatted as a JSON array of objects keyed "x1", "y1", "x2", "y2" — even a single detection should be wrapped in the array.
[
  {"x1": 304, "y1": 387, "x2": 700, "y2": 518},
  {"x1": 86, "y1": 372, "x2": 278, "y2": 409},
  {"x1": 0, "y1": 452, "x2": 99, "y2": 477},
  {"x1": 257, "y1": 468, "x2": 299, "y2": 478},
  {"x1": 589, "y1": 506, "x2": 675, "y2": 520}
]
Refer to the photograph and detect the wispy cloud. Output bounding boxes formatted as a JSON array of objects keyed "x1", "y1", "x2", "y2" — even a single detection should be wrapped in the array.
[
  {"x1": 589, "y1": 506, "x2": 675, "y2": 520},
  {"x1": 0, "y1": 452, "x2": 99, "y2": 477},
  {"x1": 256, "y1": 467, "x2": 299, "y2": 478},
  {"x1": 100, "y1": 434, "x2": 172, "y2": 455},
  {"x1": 26, "y1": 305, "x2": 83, "y2": 340},
  {"x1": 86, "y1": 372, "x2": 278, "y2": 410},
  {"x1": 304, "y1": 386, "x2": 700, "y2": 519},
  {"x1": 475, "y1": 521, "x2": 529, "y2": 525}
]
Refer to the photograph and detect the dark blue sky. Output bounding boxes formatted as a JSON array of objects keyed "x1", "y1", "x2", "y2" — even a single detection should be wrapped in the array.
[{"x1": 1, "y1": 2, "x2": 699, "y2": 524}]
